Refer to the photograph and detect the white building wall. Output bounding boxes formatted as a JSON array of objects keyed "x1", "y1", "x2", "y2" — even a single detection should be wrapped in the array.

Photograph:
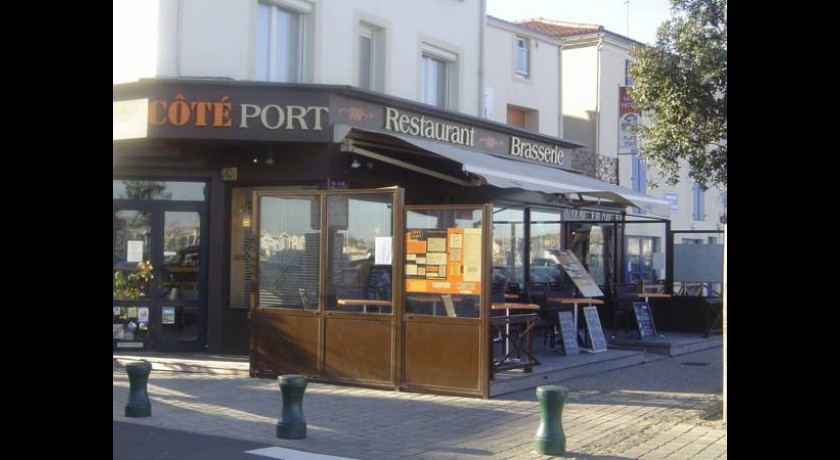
[
  {"x1": 113, "y1": 0, "x2": 482, "y2": 115},
  {"x1": 113, "y1": 0, "x2": 161, "y2": 84},
  {"x1": 560, "y1": 42, "x2": 599, "y2": 153},
  {"x1": 484, "y1": 20, "x2": 560, "y2": 135},
  {"x1": 596, "y1": 41, "x2": 629, "y2": 160},
  {"x1": 318, "y1": 0, "x2": 482, "y2": 115},
  {"x1": 179, "y1": 0, "x2": 254, "y2": 79}
]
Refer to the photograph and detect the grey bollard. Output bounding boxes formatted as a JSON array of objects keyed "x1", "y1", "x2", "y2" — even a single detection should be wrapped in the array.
[
  {"x1": 276, "y1": 374, "x2": 308, "y2": 439},
  {"x1": 533, "y1": 384, "x2": 569, "y2": 455},
  {"x1": 124, "y1": 361, "x2": 153, "y2": 417}
]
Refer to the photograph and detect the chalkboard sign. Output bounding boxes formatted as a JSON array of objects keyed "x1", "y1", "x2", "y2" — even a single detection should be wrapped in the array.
[
  {"x1": 556, "y1": 310, "x2": 579, "y2": 355},
  {"x1": 583, "y1": 306, "x2": 607, "y2": 353},
  {"x1": 366, "y1": 265, "x2": 392, "y2": 300},
  {"x1": 632, "y1": 301, "x2": 657, "y2": 339}
]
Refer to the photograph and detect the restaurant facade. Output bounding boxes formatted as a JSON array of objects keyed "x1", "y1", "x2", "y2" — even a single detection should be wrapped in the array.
[{"x1": 113, "y1": 78, "x2": 668, "y2": 397}]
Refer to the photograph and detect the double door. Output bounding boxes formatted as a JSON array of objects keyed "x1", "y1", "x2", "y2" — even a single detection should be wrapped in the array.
[{"x1": 113, "y1": 199, "x2": 207, "y2": 352}]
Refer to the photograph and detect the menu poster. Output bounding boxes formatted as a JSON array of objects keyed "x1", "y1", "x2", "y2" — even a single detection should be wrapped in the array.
[
  {"x1": 555, "y1": 250, "x2": 603, "y2": 298},
  {"x1": 404, "y1": 228, "x2": 480, "y2": 295}
]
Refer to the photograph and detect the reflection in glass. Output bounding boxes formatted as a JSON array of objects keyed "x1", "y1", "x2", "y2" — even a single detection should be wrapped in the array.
[
  {"x1": 326, "y1": 193, "x2": 393, "y2": 314},
  {"x1": 258, "y1": 195, "x2": 321, "y2": 309},
  {"x1": 113, "y1": 180, "x2": 205, "y2": 201}
]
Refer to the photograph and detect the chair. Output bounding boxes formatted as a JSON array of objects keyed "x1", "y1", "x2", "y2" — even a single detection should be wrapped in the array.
[
  {"x1": 612, "y1": 283, "x2": 639, "y2": 336},
  {"x1": 526, "y1": 282, "x2": 557, "y2": 349}
]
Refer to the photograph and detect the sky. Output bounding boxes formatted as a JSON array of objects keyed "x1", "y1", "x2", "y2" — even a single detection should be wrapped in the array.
[{"x1": 486, "y1": 0, "x2": 674, "y2": 44}]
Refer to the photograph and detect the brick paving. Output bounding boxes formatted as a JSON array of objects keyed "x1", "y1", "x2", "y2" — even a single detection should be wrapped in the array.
[{"x1": 113, "y1": 347, "x2": 725, "y2": 459}]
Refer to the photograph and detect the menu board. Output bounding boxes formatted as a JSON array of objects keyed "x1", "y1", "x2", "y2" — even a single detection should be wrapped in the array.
[
  {"x1": 632, "y1": 301, "x2": 657, "y2": 339},
  {"x1": 583, "y1": 306, "x2": 607, "y2": 352},
  {"x1": 555, "y1": 250, "x2": 604, "y2": 298},
  {"x1": 404, "y1": 228, "x2": 481, "y2": 295},
  {"x1": 556, "y1": 310, "x2": 580, "y2": 355}
]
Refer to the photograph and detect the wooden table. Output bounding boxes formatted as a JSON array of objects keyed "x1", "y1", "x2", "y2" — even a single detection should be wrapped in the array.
[
  {"x1": 336, "y1": 298, "x2": 392, "y2": 313},
  {"x1": 489, "y1": 313, "x2": 540, "y2": 376},
  {"x1": 491, "y1": 302, "x2": 539, "y2": 360},
  {"x1": 548, "y1": 297, "x2": 604, "y2": 330}
]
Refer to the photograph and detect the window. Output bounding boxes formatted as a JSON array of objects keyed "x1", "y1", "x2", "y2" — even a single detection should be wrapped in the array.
[
  {"x1": 506, "y1": 105, "x2": 539, "y2": 131},
  {"x1": 624, "y1": 59, "x2": 633, "y2": 86},
  {"x1": 256, "y1": 0, "x2": 312, "y2": 82},
  {"x1": 359, "y1": 22, "x2": 385, "y2": 91},
  {"x1": 692, "y1": 182, "x2": 706, "y2": 221},
  {"x1": 492, "y1": 207, "x2": 525, "y2": 285},
  {"x1": 630, "y1": 153, "x2": 647, "y2": 194},
  {"x1": 625, "y1": 236, "x2": 659, "y2": 283},
  {"x1": 420, "y1": 44, "x2": 457, "y2": 109},
  {"x1": 515, "y1": 36, "x2": 530, "y2": 77},
  {"x1": 630, "y1": 153, "x2": 647, "y2": 213},
  {"x1": 529, "y1": 210, "x2": 563, "y2": 284}
]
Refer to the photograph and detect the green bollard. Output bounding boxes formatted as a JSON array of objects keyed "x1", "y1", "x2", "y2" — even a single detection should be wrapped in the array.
[
  {"x1": 124, "y1": 361, "x2": 152, "y2": 418},
  {"x1": 533, "y1": 384, "x2": 569, "y2": 455},
  {"x1": 276, "y1": 374, "x2": 308, "y2": 439}
]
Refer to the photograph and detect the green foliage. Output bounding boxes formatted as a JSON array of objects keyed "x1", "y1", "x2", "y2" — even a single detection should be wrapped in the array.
[
  {"x1": 628, "y1": 0, "x2": 726, "y2": 189},
  {"x1": 113, "y1": 260, "x2": 153, "y2": 300}
]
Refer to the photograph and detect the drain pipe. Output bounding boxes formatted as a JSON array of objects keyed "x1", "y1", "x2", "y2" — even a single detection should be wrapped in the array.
[{"x1": 478, "y1": 0, "x2": 487, "y2": 118}]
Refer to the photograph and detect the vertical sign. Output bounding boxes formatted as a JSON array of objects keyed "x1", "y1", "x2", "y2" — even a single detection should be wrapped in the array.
[
  {"x1": 619, "y1": 86, "x2": 640, "y2": 154},
  {"x1": 556, "y1": 310, "x2": 580, "y2": 355},
  {"x1": 583, "y1": 306, "x2": 607, "y2": 353},
  {"x1": 632, "y1": 301, "x2": 658, "y2": 339}
]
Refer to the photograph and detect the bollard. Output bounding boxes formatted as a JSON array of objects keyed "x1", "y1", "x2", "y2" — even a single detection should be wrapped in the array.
[
  {"x1": 533, "y1": 384, "x2": 569, "y2": 455},
  {"x1": 124, "y1": 361, "x2": 153, "y2": 418},
  {"x1": 276, "y1": 374, "x2": 308, "y2": 439}
]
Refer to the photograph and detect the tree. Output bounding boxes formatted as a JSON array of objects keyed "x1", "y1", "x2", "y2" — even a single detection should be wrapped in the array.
[{"x1": 628, "y1": 0, "x2": 726, "y2": 190}]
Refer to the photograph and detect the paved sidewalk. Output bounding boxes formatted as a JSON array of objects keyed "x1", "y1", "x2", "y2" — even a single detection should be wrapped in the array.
[{"x1": 113, "y1": 347, "x2": 725, "y2": 459}]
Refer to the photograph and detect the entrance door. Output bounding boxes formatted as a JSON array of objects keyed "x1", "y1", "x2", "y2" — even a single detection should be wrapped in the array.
[
  {"x1": 250, "y1": 190, "x2": 400, "y2": 389},
  {"x1": 113, "y1": 181, "x2": 207, "y2": 352},
  {"x1": 401, "y1": 205, "x2": 490, "y2": 398}
]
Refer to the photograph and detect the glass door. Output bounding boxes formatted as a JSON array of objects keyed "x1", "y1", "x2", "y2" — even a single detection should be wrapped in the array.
[
  {"x1": 249, "y1": 189, "x2": 401, "y2": 389},
  {"x1": 113, "y1": 180, "x2": 207, "y2": 352}
]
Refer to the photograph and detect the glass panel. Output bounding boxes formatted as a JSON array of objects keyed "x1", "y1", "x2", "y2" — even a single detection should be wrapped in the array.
[
  {"x1": 255, "y1": 2, "x2": 271, "y2": 81},
  {"x1": 113, "y1": 210, "x2": 152, "y2": 300},
  {"x1": 258, "y1": 195, "x2": 321, "y2": 309},
  {"x1": 230, "y1": 189, "x2": 255, "y2": 310},
  {"x1": 529, "y1": 209, "x2": 563, "y2": 283},
  {"x1": 492, "y1": 207, "x2": 525, "y2": 285},
  {"x1": 163, "y1": 212, "x2": 201, "y2": 301},
  {"x1": 113, "y1": 180, "x2": 205, "y2": 201},
  {"x1": 516, "y1": 38, "x2": 528, "y2": 75},
  {"x1": 359, "y1": 34, "x2": 372, "y2": 90},
  {"x1": 274, "y1": 7, "x2": 300, "y2": 82},
  {"x1": 421, "y1": 55, "x2": 448, "y2": 109},
  {"x1": 326, "y1": 193, "x2": 394, "y2": 314},
  {"x1": 626, "y1": 236, "x2": 641, "y2": 284},
  {"x1": 404, "y1": 208, "x2": 482, "y2": 318}
]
